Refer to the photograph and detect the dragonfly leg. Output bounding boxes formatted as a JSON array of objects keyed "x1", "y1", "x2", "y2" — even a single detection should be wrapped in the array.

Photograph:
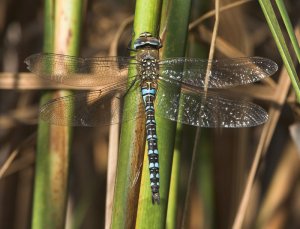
[{"x1": 123, "y1": 76, "x2": 139, "y2": 98}]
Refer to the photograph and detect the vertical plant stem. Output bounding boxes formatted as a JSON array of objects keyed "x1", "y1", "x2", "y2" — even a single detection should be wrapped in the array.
[
  {"x1": 259, "y1": 0, "x2": 300, "y2": 102},
  {"x1": 166, "y1": 135, "x2": 181, "y2": 229},
  {"x1": 105, "y1": 15, "x2": 134, "y2": 229},
  {"x1": 158, "y1": 0, "x2": 192, "y2": 228},
  {"x1": 275, "y1": 0, "x2": 300, "y2": 63},
  {"x1": 111, "y1": 1, "x2": 162, "y2": 228},
  {"x1": 135, "y1": 0, "x2": 191, "y2": 228},
  {"x1": 182, "y1": 1, "x2": 219, "y2": 227},
  {"x1": 32, "y1": 1, "x2": 83, "y2": 228}
]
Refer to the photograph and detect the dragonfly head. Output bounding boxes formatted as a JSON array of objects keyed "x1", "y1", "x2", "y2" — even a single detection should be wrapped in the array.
[{"x1": 133, "y1": 32, "x2": 162, "y2": 50}]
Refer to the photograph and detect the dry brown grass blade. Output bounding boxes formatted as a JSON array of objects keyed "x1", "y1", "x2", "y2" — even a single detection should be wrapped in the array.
[
  {"x1": 109, "y1": 15, "x2": 134, "y2": 56},
  {"x1": 0, "y1": 72, "x2": 128, "y2": 90},
  {"x1": 248, "y1": 25, "x2": 300, "y2": 228},
  {"x1": 0, "y1": 133, "x2": 36, "y2": 178},
  {"x1": 0, "y1": 152, "x2": 35, "y2": 178},
  {"x1": 0, "y1": 72, "x2": 94, "y2": 90},
  {"x1": 197, "y1": 25, "x2": 277, "y2": 89},
  {"x1": 189, "y1": 0, "x2": 252, "y2": 31},
  {"x1": 204, "y1": 0, "x2": 220, "y2": 90},
  {"x1": 105, "y1": 102, "x2": 120, "y2": 229},
  {"x1": 255, "y1": 140, "x2": 300, "y2": 228},
  {"x1": 0, "y1": 73, "x2": 278, "y2": 104},
  {"x1": 0, "y1": 106, "x2": 38, "y2": 127},
  {"x1": 229, "y1": 85, "x2": 275, "y2": 102},
  {"x1": 0, "y1": 150, "x2": 19, "y2": 178},
  {"x1": 0, "y1": 73, "x2": 57, "y2": 89},
  {"x1": 197, "y1": 25, "x2": 245, "y2": 57},
  {"x1": 0, "y1": 73, "x2": 101, "y2": 90},
  {"x1": 232, "y1": 53, "x2": 291, "y2": 229}
]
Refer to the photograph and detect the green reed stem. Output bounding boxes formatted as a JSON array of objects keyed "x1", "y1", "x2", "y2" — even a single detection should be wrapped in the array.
[
  {"x1": 111, "y1": 1, "x2": 163, "y2": 228},
  {"x1": 32, "y1": 1, "x2": 83, "y2": 228},
  {"x1": 275, "y1": 0, "x2": 300, "y2": 63},
  {"x1": 259, "y1": 0, "x2": 300, "y2": 102},
  {"x1": 159, "y1": 0, "x2": 192, "y2": 228}
]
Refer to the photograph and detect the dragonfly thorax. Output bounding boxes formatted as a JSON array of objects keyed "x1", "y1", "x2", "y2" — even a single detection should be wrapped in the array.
[
  {"x1": 139, "y1": 57, "x2": 159, "y2": 81},
  {"x1": 136, "y1": 49, "x2": 159, "y2": 81}
]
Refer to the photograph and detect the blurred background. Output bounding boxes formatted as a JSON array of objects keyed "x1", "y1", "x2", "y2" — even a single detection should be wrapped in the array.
[{"x1": 0, "y1": 0, "x2": 299, "y2": 228}]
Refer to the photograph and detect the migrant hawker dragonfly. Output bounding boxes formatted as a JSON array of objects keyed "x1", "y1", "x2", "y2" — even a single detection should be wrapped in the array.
[{"x1": 25, "y1": 32, "x2": 278, "y2": 204}]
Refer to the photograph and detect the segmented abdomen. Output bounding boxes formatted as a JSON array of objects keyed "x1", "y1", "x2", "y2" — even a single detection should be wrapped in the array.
[{"x1": 141, "y1": 81, "x2": 160, "y2": 204}]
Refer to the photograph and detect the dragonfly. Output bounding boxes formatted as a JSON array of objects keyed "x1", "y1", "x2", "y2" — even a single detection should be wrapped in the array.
[{"x1": 25, "y1": 32, "x2": 278, "y2": 204}]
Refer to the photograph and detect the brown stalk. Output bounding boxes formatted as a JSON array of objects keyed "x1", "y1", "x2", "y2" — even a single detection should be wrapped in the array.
[{"x1": 232, "y1": 24, "x2": 298, "y2": 228}]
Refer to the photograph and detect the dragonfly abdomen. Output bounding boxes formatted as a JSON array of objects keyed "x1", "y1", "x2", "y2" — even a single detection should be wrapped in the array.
[{"x1": 141, "y1": 81, "x2": 160, "y2": 204}]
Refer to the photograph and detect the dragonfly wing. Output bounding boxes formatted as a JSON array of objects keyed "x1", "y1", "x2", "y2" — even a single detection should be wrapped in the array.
[
  {"x1": 40, "y1": 82, "x2": 144, "y2": 126},
  {"x1": 155, "y1": 84, "x2": 268, "y2": 128},
  {"x1": 25, "y1": 53, "x2": 137, "y2": 87},
  {"x1": 159, "y1": 57, "x2": 278, "y2": 88}
]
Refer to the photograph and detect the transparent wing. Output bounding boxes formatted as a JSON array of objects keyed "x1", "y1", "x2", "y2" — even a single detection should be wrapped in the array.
[
  {"x1": 39, "y1": 82, "x2": 144, "y2": 126},
  {"x1": 26, "y1": 54, "x2": 278, "y2": 89},
  {"x1": 159, "y1": 57, "x2": 278, "y2": 88},
  {"x1": 40, "y1": 81, "x2": 268, "y2": 127},
  {"x1": 155, "y1": 83, "x2": 268, "y2": 128},
  {"x1": 25, "y1": 53, "x2": 137, "y2": 87}
]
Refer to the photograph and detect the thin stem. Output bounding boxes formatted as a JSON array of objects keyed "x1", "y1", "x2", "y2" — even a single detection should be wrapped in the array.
[
  {"x1": 275, "y1": 0, "x2": 300, "y2": 63},
  {"x1": 259, "y1": 0, "x2": 300, "y2": 102},
  {"x1": 181, "y1": 0, "x2": 219, "y2": 227}
]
